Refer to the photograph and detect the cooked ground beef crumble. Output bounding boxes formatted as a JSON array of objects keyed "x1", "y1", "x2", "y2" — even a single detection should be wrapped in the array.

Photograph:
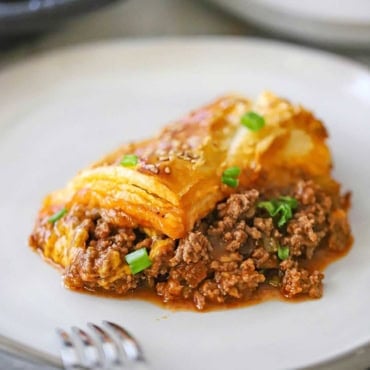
[{"x1": 30, "y1": 180, "x2": 351, "y2": 310}]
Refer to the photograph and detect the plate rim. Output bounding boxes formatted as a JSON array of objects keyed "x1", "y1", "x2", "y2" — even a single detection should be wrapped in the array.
[
  {"x1": 0, "y1": 36, "x2": 369, "y2": 369},
  {"x1": 1, "y1": 36, "x2": 370, "y2": 81}
]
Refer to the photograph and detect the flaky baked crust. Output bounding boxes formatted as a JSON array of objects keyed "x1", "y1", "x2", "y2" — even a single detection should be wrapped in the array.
[{"x1": 30, "y1": 92, "x2": 332, "y2": 268}]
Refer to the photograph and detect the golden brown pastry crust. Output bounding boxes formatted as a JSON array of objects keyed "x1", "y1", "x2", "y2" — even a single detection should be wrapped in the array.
[{"x1": 31, "y1": 92, "x2": 332, "y2": 263}]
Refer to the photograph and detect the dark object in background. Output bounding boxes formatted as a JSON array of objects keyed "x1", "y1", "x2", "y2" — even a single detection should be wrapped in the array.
[{"x1": 0, "y1": 0, "x2": 121, "y2": 36}]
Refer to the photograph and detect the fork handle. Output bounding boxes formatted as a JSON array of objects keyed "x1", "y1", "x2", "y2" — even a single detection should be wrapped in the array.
[{"x1": 0, "y1": 334, "x2": 62, "y2": 368}]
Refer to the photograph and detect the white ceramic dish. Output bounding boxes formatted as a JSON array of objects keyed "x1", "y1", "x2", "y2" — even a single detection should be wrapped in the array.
[
  {"x1": 0, "y1": 38, "x2": 369, "y2": 370},
  {"x1": 207, "y1": 0, "x2": 370, "y2": 48}
]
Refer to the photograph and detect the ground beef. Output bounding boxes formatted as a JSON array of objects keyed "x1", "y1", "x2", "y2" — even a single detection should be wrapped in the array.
[
  {"x1": 251, "y1": 247, "x2": 271, "y2": 268},
  {"x1": 213, "y1": 258, "x2": 265, "y2": 299},
  {"x1": 170, "y1": 232, "x2": 212, "y2": 265},
  {"x1": 61, "y1": 206, "x2": 144, "y2": 294},
  {"x1": 280, "y1": 259, "x2": 323, "y2": 298},
  {"x1": 198, "y1": 280, "x2": 224, "y2": 305},
  {"x1": 283, "y1": 180, "x2": 332, "y2": 258},
  {"x1": 156, "y1": 232, "x2": 212, "y2": 303},
  {"x1": 154, "y1": 180, "x2": 350, "y2": 309},
  {"x1": 145, "y1": 239, "x2": 174, "y2": 282},
  {"x1": 33, "y1": 179, "x2": 350, "y2": 310}
]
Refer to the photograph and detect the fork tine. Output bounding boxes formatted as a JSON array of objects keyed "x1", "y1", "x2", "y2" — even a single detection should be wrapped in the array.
[
  {"x1": 57, "y1": 322, "x2": 147, "y2": 370},
  {"x1": 72, "y1": 326, "x2": 102, "y2": 369},
  {"x1": 88, "y1": 322, "x2": 123, "y2": 368},
  {"x1": 103, "y1": 321, "x2": 146, "y2": 362},
  {"x1": 56, "y1": 328, "x2": 82, "y2": 370}
]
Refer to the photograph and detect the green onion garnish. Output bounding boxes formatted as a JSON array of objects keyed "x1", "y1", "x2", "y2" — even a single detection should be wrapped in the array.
[
  {"x1": 48, "y1": 208, "x2": 67, "y2": 224},
  {"x1": 257, "y1": 200, "x2": 277, "y2": 216},
  {"x1": 278, "y1": 196, "x2": 298, "y2": 209},
  {"x1": 257, "y1": 196, "x2": 298, "y2": 227},
  {"x1": 222, "y1": 166, "x2": 241, "y2": 178},
  {"x1": 125, "y1": 248, "x2": 152, "y2": 275},
  {"x1": 277, "y1": 245, "x2": 290, "y2": 260},
  {"x1": 120, "y1": 154, "x2": 138, "y2": 167},
  {"x1": 221, "y1": 166, "x2": 241, "y2": 188},
  {"x1": 275, "y1": 203, "x2": 293, "y2": 227},
  {"x1": 221, "y1": 176, "x2": 238, "y2": 188},
  {"x1": 241, "y1": 112, "x2": 265, "y2": 131}
]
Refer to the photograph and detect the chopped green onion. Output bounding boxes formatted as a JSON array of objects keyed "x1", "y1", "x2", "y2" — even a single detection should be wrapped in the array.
[
  {"x1": 257, "y1": 200, "x2": 277, "y2": 216},
  {"x1": 48, "y1": 208, "x2": 67, "y2": 224},
  {"x1": 277, "y1": 245, "x2": 290, "y2": 260},
  {"x1": 222, "y1": 166, "x2": 241, "y2": 178},
  {"x1": 241, "y1": 112, "x2": 265, "y2": 131},
  {"x1": 222, "y1": 176, "x2": 238, "y2": 188},
  {"x1": 257, "y1": 196, "x2": 298, "y2": 227},
  {"x1": 279, "y1": 196, "x2": 298, "y2": 209},
  {"x1": 120, "y1": 154, "x2": 138, "y2": 167},
  {"x1": 275, "y1": 203, "x2": 293, "y2": 227},
  {"x1": 222, "y1": 166, "x2": 241, "y2": 188},
  {"x1": 125, "y1": 248, "x2": 152, "y2": 274}
]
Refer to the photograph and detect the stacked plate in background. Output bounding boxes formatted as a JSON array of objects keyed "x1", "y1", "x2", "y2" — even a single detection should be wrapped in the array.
[{"x1": 207, "y1": 0, "x2": 370, "y2": 48}]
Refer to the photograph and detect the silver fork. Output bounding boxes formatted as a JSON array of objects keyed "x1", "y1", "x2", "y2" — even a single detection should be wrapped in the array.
[{"x1": 56, "y1": 321, "x2": 148, "y2": 370}]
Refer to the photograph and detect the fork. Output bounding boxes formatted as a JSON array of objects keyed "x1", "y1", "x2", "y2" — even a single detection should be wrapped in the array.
[{"x1": 57, "y1": 321, "x2": 148, "y2": 370}]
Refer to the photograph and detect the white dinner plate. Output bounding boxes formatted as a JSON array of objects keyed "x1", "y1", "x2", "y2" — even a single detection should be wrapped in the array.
[
  {"x1": 0, "y1": 38, "x2": 369, "y2": 370},
  {"x1": 207, "y1": 0, "x2": 370, "y2": 48}
]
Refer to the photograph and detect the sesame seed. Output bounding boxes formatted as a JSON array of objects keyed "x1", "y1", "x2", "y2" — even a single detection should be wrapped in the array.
[
  {"x1": 164, "y1": 166, "x2": 171, "y2": 174},
  {"x1": 156, "y1": 149, "x2": 167, "y2": 156},
  {"x1": 158, "y1": 156, "x2": 169, "y2": 162},
  {"x1": 187, "y1": 152, "x2": 200, "y2": 160},
  {"x1": 177, "y1": 154, "x2": 191, "y2": 161},
  {"x1": 141, "y1": 163, "x2": 160, "y2": 174}
]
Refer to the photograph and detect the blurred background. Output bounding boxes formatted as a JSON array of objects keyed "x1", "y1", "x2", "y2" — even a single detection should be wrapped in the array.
[
  {"x1": 0, "y1": 0, "x2": 370, "y2": 66},
  {"x1": 0, "y1": 0, "x2": 369, "y2": 369}
]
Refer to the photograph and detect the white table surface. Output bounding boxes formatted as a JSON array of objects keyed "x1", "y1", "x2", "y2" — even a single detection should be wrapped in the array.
[{"x1": 0, "y1": 0, "x2": 369, "y2": 369}]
